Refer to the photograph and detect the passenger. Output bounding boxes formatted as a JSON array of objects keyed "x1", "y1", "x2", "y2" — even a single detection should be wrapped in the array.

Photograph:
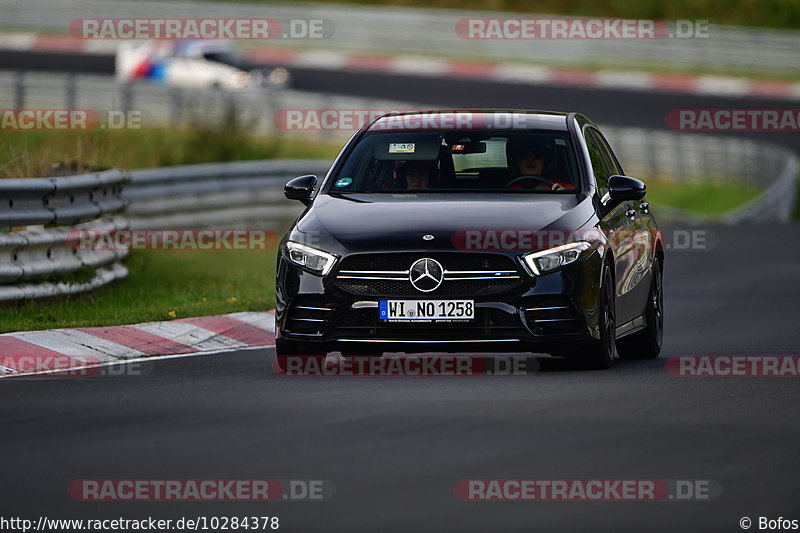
[{"x1": 398, "y1": 160, "x2": 437, "y2": 190}]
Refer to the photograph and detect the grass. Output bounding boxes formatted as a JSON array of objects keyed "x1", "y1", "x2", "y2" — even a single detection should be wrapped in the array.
[
  {"x1": 0, "y1": 249, "x2": 277, "y2": 333},
  {"x1": 644, "y1": 178, "x2": 761, "y2": 216},
  {"x1": 0, "y1": 128, "x2": 342, "y2": 178}
]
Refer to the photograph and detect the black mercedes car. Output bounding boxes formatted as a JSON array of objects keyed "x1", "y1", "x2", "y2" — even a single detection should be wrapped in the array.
[{"x1": 275, "y1": 111, "x2": 663, "y2": 370}]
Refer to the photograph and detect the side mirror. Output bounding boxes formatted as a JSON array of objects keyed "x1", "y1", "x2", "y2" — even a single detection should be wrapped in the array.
[
  {"x1": 284, "y1": 175, "x2": 317, "y2": 205},
  {"x1": 608, "y1": 175, "x2": 646, "y2": 202}
]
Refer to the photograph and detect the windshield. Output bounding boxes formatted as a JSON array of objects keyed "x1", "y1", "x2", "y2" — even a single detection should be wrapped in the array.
[{"x1": 326, "y1": 131, "x2": 580, "y2": 194}]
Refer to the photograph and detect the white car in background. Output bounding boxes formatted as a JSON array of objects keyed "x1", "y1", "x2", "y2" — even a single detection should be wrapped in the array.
[{"x1": 116, "y1": 40, "x2": 290, "y2": 90}]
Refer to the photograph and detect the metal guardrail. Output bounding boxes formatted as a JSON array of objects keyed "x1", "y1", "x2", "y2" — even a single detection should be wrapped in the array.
[
  {"x1": 723, "y1": 155, "x2": 799, "y2": 224},
  {"x1": 126, "y1": 160, "x2": 330, "y2": 229},
  {"x1": 601, "y1": 126, "x2": 799, "y2": 224},
  {"x1": 0, "y1": 169, "x2": 130, "y2": 301}
]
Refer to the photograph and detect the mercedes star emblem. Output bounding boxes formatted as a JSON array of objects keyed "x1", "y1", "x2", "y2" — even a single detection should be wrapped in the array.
[
  {"x1": 409, "y1": 258, "x2": 444, "y2": 292},
  {"x1": 423, "y1": 234, "x2": 434, "y2": 241}
]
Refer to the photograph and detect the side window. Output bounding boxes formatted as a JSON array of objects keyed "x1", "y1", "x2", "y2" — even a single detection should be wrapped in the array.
[
  {"x1": 591, "y1": 129, "x2": 623, "y2": 177},
  {"x1": 583, "y1": 128, "x2": 611, "y2": 196}
]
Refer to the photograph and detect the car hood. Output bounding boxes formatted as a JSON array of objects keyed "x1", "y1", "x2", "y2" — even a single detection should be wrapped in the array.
[{"x1": 294, "y1": 193, "x2": 595, "y2": 253}]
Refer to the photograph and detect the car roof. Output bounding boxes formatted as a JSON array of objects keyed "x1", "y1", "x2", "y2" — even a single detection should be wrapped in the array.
[{"x1": 366, "y1": 110, "x2": 571, "y2": 132}]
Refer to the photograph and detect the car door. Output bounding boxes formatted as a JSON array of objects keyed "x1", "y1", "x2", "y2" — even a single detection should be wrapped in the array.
[
  {"x1": 583, "y1": 127, "x2": 638, "y2": 325},
  {"x1": 591, "y1": 128, "x2": 653, "y2": 323}
]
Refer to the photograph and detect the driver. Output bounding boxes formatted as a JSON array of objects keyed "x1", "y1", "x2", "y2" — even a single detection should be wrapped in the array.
[{"x1": 506, "y1": 139, "x2": 574, "y2": 191}]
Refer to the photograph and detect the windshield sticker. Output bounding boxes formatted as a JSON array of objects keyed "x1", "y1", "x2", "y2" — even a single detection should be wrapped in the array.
[
  {"x1": 389, "y1": 143, "x2": 415, "y2": 153},
  {"x1": 335, "y1": 177, "x2": 353, "y2": 187},
  {"x1": 555, "y1": 138, "x2": 566, "y2": 146}
]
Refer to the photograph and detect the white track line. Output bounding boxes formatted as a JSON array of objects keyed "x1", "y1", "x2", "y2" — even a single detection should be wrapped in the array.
[
  {"x1": 494, "y1": 64, "x2": 554, "y2": 84},
  {"x1": 695, "y1": 76, "x2": 752, "y2": 96},
  {"x1": 292, "y1": 50, "x2": 350, "y2": 69},
  {"x1": 594, "y1": 70, "x2": 654, "y2": 90},
  {"x1": 390, "y1": 56, "x2": 449, "y2": 76}
]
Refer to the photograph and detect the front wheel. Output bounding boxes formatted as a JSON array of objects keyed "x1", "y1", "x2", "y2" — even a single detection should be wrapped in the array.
[
  {"x1": 617, "y1": 256, "x2": 663, "y2": 360},
  {"x1": 571, "y1": 264, "x2": 616, "y2": 370}
]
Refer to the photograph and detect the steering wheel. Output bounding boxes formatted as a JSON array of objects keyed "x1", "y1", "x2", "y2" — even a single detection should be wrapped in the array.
[{"x1": 505, "y1": 175, "x2": 554, "y2": 190}]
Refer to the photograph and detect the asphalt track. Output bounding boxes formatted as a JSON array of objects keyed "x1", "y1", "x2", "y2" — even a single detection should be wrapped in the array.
[
  {"x1": 2, "y1": 51, "x2": 800, "y2": 532},
  {"x1": 2, "y1": 225, "x2": 799, "y2": 532}
]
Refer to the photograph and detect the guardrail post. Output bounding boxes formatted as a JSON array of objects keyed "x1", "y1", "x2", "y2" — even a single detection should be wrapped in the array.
[
  {"x1": 14, "y1": 71, "x2": 25, "y2": 109},
  {"x1": 645, "y1": 132, "x2": 659, "y2": 179},
  {"x1": 320, "y1": 94, "x2": 333, "y2": 140},
  {"x1": 65, "y1": 73, "x2": 76, "y2": 111},
  {"x1": 262, "y1": 88, "x2": 276, "y2": 135},
  {"x1": 119, "y1": 82, "x2": 132, "y2": 114},
  {"x1": 722, "y1": 139, "x2": 734, "y2": 181},
  {"x1": 700, "y1": 138, "x2": 712, "y2": 182}
]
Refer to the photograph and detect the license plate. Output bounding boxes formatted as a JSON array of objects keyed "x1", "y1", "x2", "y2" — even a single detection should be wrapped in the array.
[{"x1": 379, "y1": 300, "x2": 474, "y2": 322}]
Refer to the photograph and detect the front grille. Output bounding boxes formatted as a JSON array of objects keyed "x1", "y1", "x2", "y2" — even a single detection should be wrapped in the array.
[
  {"x1": 332, "y1": 252, "x2": 523, "y2": 297},
  {"x1": 341, "y1": 253, "x2": 512, "y2": 271},
  {"x1": 334, "y1": 307, "x2": 524, "y2": 338}
]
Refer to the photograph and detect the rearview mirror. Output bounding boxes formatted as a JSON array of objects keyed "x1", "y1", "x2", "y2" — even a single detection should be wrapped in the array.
[
  {"x1": 450, "y1": 142, "x2": 487, "y2": 154},
  {"x1": 608, "y1": 175, "x2": 646, "y2": 202},
  {"x1": 284, "y1": 175, "x2": 317, "y2": 205}
]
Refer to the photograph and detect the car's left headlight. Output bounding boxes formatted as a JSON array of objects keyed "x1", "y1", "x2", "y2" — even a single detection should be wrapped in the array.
[
  {"x1": 285, "y1": 241, "x2": 338, "y2": 276},
  {"x1": 521, "y1": 241, "x2": 593, "y2": 275}
]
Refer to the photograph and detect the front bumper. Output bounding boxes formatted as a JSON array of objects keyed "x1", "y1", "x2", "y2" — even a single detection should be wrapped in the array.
[{"x1": 276, "y1": 250, "x2": 604, "y2": 355}]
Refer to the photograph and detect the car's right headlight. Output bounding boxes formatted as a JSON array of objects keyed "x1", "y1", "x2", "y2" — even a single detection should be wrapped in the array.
[
  {"x1": 285, "y1": 241, "x2": 338, "y2": 276},
  {"x1": 521, "y1": 241, "x2": 593, "y2": 275}
]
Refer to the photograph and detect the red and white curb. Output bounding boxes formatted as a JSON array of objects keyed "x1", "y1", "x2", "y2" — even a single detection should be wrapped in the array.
[
  {"x1": 2, "y1": 32, "x2": 799, "y2": 100},
  {"x1": 0, "y1": 311, "x2": 275, "y2": 377}
]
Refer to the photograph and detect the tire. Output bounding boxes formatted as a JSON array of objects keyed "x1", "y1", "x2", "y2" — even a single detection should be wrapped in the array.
[
  {"x1": 617, "y1": 256, "x2": 663, "y2": 360},
  {"x1": 571, "y1": 264, "x2": 616, "y2": 370},
  {"x1": 274, "y1": 342, "x2": 327, "y2": 374}
]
